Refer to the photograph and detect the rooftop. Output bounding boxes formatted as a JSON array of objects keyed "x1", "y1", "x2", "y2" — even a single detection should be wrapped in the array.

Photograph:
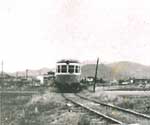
[{"x1": 57, "y1": 59, "x2": 80, "y2": 64}]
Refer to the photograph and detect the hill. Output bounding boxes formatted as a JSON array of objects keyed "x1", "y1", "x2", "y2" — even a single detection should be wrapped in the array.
[
  {"x1": 81, "y1": 64, "x2": 113, "y2": 80},
  {"x1": 10, "y1": 67, "x2": 51, "y2": 77},
  {"x1": 108, "y1": 61, "x2": 150, "y2": 79},
  {"x1": 81, "y1": 61, "x2": 150, "y2": 80}
]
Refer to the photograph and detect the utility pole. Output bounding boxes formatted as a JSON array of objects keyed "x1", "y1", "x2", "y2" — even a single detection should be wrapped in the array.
[
  {"x1": 1, "y1": 60, "x2": 3, "y2": 79},
  {"x1": 0, "y1": 60, "x2": 3, "y2": 125},
  {"x1": 26, "y1": 69, "x2": 28, "y2": 79},
  {"x1": 16, "y1": 72, "x2": 18, "y2": 78},
  {"x1": 93, "y1": 58, "x2": 99, "y2": 92}
]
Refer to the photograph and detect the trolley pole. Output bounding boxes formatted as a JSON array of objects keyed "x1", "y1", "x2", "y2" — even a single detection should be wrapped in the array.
[{"x1": 93, "y1": 58, "x2": 99, "y2": 92}]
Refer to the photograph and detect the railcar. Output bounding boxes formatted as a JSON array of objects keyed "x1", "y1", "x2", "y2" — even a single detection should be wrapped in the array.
[{"x1": 55, "y1": 59, "x2": 81, "y2": 92}]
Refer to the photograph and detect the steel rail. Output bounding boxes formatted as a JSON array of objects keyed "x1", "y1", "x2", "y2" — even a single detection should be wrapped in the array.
[
  {"x1": 76, "y1": 94, "x2": 150, "y2": 120},
  {"x1": 63, "y1": 93, "x2": 124, "y2": 125}
]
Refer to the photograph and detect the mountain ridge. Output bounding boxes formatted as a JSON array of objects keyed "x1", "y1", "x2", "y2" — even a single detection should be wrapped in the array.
[
  {"x1": 81, "y1": 61, "x2": 150, "y2": 80},
  {"x1": 8, "y1": 61, "x2": 150, "y2": 80}
]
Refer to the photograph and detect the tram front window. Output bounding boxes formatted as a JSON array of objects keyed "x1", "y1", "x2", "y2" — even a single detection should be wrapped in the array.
[
  {"x1": 75, "y1": 66, "x2": 80, "y2": 73},
  {"x1": 61, "y1": 65, "x2": 67, "y2": 73},
  {"x1": 69, "y1": 65, "x2": 74, "y2": 73},
  {"x1": 57, "y1": 65, "x2": 60, "y2": 73}
]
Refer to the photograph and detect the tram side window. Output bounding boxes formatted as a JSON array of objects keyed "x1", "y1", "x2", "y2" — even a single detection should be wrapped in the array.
[
  {"x1": 69, "y1": 65, "x2": 74, "y2": 73},
  {"x1": 57, "y1": 65, "x2": 60, "y2": 73},
  {"x1": 61, "y1": 65, "x2": 67, "y2": 73},
  {"x1": 75, "y1": 66, "x2": 80, "y2": 73}
]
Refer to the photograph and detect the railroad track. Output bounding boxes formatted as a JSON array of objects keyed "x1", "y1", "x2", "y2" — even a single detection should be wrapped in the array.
[{"x1": 63, "y1": 93, "x2": 150, "y2": 125}]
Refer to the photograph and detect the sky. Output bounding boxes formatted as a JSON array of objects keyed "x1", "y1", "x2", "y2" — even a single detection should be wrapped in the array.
[{"x1": 0, "y1": 0, "x2": 150, "y2": 72}]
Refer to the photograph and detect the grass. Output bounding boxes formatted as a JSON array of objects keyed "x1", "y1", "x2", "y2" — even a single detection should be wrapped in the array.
[{"x1": 1, "y1": 90, "x2": 93, "y2": 125}]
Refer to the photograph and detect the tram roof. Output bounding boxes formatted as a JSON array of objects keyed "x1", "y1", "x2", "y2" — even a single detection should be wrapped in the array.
[{"x1": 57, "y1": 59, "x2": 80, "y2": 64}]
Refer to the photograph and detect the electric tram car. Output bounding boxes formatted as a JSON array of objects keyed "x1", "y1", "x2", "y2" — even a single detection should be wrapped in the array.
[{"x1": 55, "y1": 59, "x2": 81, "y2": 91}]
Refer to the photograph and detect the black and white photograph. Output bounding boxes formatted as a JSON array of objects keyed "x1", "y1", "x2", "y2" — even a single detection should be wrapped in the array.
[{"x1": 0, "y1": 0, "x2": 150, "y2": 124}]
